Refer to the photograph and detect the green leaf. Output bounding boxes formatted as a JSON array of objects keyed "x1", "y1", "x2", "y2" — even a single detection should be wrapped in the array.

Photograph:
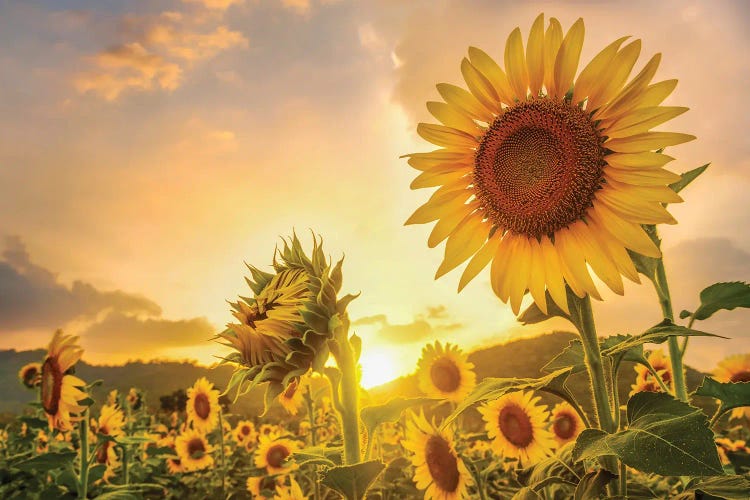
[
  {"x1": 695, "y1": 377, "x2": 750, "y2": 416},
  {"x1": 360, "y1": 397, "x2": 434, "y2": 438},
  {"x1": 518, "y1": 290, "x2": 571, "y2": 325},
  {"x1": 293, "y1": 446, "x2": 343, "y2": 467},
  {"x1": 320, "y1": 460, "x2": 385, "y2": 500},
  {"x1": 573, "y1": 392, "x2": 723, "y2": 476},
  {"x1": 601, "y1": 319, "x2": 723, "y2": 358},
  {"x1": 15, "y1": 451, "x2": 77, "y2": 472},
  {"x1": 517, "y1": 442, "x2": 581, "y2": 489},
  {"x1": 510, "y1": 487, "x2": 543, "y2": 500},
  {"x1": 20, "y1": 415, "x2": 49, "y2": 430},
  {"x1": 442, "y1": 368, "x2": 571, "y2": 428},
  {"x1": 670, "y1": 163, "x2": 709, "y2": 194},
  {"x1": 87, "y1": 464, "x2": 107, "y2": 487},
  {"x1": 542, "y1": 340, "x2": 587, "y2": 373},
  {"x1": 574, "y1": 469, "x2": 616, "y2": 500},
  {"x1": 692, "y1": 282, "x2": 750, "y2": 321},
  {"x1": 673, "y1": 475, "x2": 750, "y2": 500}
]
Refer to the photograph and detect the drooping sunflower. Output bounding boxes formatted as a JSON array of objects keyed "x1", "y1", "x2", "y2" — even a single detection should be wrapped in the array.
[
  {"x1": 713, "y1": 354, "x2": 750, "y2": 420},
  {"x1": 18, "y1": 362, "x2": 42, "y2": 389},
  {"x1": 277, "y1": 377, "x2": 305, "y2": 415},
  {"x1": 273, "y1": 478, "x2": 306, "y2": 500},
  {"x1": 106, "y1": 389, "x2": 119, "y2": 407},
  {"x1": 417, "y1": 341, "x2": 476, "y2": 403},
  {"x1": 402, "y1": 412, "x2": 472, "y2": 500},
  {"x1": 186, "y1": 377, "x2": 220, "y2": 433},
  {"x1": 234, "y1": 420, "x2": 258, "y2": 445},
  {"x1": 254, "y1": 435, "x2": 300, "y2": 474},
  {"x1": 549, "y1": 402, "x2": 584, "y2": 447},
  {"x1": 404, "y1": 13, "x2": 694, "y2": 314},
  {"x1": 479, "y1": 390, "x2": 555, "y2": 465},
  {"x1": 40, "y1": 330, "x2": 88, "y2": 431},
  {"x1": 175, "y1": 429, "x2": 214, "y2": 472}
]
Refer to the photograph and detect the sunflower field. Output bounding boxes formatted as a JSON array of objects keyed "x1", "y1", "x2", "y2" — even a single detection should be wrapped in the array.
[{"x1": 3, "y1": 11, "x2": 750, "y2": 500}]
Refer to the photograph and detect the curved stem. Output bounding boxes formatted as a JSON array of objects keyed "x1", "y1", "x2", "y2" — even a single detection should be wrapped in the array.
[
  {"x1": 654, "y1": 258, "x2": 689, "y2": 402},
  {"x1": 680, "y1": 316, "x2": 696, "y2": 356},
  {"x1": 331, "y1": 329, "x2": 362, "y2": 465},
  {"x1": 79, "y1": 409, "x2": 90, "y2": 499},
  {"x1": 644, "y1": 361, "x2": 671, "y2": 394}
]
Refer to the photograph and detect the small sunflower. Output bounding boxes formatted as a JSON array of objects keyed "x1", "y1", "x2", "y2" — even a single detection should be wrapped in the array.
[
  {"x1": 630, "y1": 349, "x2": 672, "y2": 396},
  {"x1": 126, "y1": 388, "x2": 142, "y2": 410},
  {"x1": 175, "y1": 429, "x2": 214, "y2": 472},
  {"x1": 106, "y1": 389, "x2": 119, "y2": 407},
  {"x1": 273, "y1": 478, "x2": 306, "y2": 500},
  {"x1": 95, "y1": 439, "x2": 120, "y2": 481},
  {"x1": 18, "y1": 362, "x2": 42, "y2": 389},
  {"x1": 479, "y1": 390, "x2": 555, "y2": 465},
  {"x1": 36, "y1": 429, "x2": 49, "y2": 453},
  {"x1": 97, "y1": 404, "x2": 126, "y2": 437},
  {"x1": 254, "y1": 435, "x2": 300, "y2": 474},
  {"x1": 277, "y1": 377, "x2": 305, "y2": 415},
  {"x1": 186, "y1": 377, "x2": 220, "y2": 433},
  {"x1": 234, "y1": 420, "x2": 258, "y2": 445},
  {"x1": 247, "y1": 475, "x2": 283, "y2": 498},
  {"x1": 713, "y1": 354, "x2": 750, "y2": 420},
  {"x1": 549, "y1": 402, "x2": 584, "y2": 447},
  {"x1": 40, "y1": 330, "x2": 88, "y2": 431},
  {"x1": 158, "y1": 435, "x2": 184, "y2": 474},
  {"x1": 417, "y1": 341, "x2": 476, "y2": 403},
  {"x1": 402, "y1": 412, "x2": 472, "y2": 500},
  {"x1": 404, "y1": 13, "x2": 694, "y2": 314}
]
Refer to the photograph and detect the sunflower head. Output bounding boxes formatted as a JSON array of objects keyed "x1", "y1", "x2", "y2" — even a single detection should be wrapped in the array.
[
  {"x1": 126, "y1": 387, "x2": 142, "y2": 410},
  {"x1": 234, "y1": 419, "x2": 258, "y2": 445},
  {"x1": 175, "y1": 429, "x2": 214, "y2": 472},
  {"x1": 404, "y1": 13, "x2": 694, "y2": 315},
  {"x1": 417, "y1": 341, "x2": 476, "y2": 403},
  {"x1": 254, "y1": 435, "x2": 300, "y2": 474},
  {"x1": 402, "y1": 412, "x2": 472, "y2": 499},
  {"x1": 479, "y1": 390, "x2": 555, "y2": 465},
  {"x1": 277, "y1": 377, "x2": 306, "y2": 415},
  {"x1": 247, "y1": 475, "x2": 283, "y2": 498},
  {"x1": 714, "y1": 354, "x2": 750, "y2": 383},
  {"x1": 273, "y1": 478, "x2": 306, "y2": 500},
  {"x1": 97, "y1": 404, "x2": 125, "y2": 437},
  {"x1": 549, "y1": 402, "x2": 583, "y2": 447},
  {"x1": 40, "y1": 330, "x2": 88, "y2": 431},
  {"x1": 18, "y1": 362, "x2": 42, "y2": 389},
  {"x1": 186, "y1": 377, "x2": 221, "y2": 433}
]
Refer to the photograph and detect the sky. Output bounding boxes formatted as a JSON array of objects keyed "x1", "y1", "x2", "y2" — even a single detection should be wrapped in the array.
[{"x1": 1, "y1": 0, "x2": 749, "y2": 388}]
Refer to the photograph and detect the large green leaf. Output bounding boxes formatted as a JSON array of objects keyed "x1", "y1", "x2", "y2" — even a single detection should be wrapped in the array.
[
  {"x1": 320, "y1": 460, "x2": 385, "y2": 500},
  {"x1": 542, "y1": 334, "x2": 647, "y2": 374},
  {"x1": 14, "y1": 451, "x2": 76, "y2": 473},
  {"x1": 670, "y1": 163, "x2": 709, "y2": 194},
  {"x1": 692, "y1": 282, "x2": 750, "y2": 321},
  {"x1": 517, "y1": 442, "x2": 581, "y2": 490},
  {"x1": 442, "y1": 368, "x2": 572, "y2": 428},
  {"x1": 574, "y1": 469, "x2": 616, "y2": 500},
  {"x1": 695, "y1": 377, "x2": 750, "y2": 416},
  {"x1": 600, "y1": 319, "x2": 723, "y2": 357},
  {"x1": 518, "y1": 290, "x2": 572, "y2": 325},
  {"x1": 673, "y1": 475, "x2": 750, "y2": 500},
  {"x1": 542, "y1": 340, "x2": 586, "y2": 374},
  {"x1": 573, "y1": 392, "x2": 723, "y2": 476},
  {"x1": 510, "y1": 487, "x2": 543, "y2": 500},
  {"x1": 293, "y1": 446, "x2": 343, "y2": 467},
  {"x1": 360, "y1": 397, "x2": 434, "y2": 438}
]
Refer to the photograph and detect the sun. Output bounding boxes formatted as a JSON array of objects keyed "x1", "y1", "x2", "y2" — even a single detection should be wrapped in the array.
[{"x1": 359, "y1": 350, "x2": 400, "y2": 389}]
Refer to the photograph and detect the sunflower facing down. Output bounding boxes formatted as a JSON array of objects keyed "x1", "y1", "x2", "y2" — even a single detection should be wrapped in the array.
[
  {"x1": 175, "y1": 429, "x2": 214, "y2": 472},
  {"x1": 18, "y1": 362, "x2": 42, "y2": 389},
  {"x1": 277, "y1": 377, "x2": 305, "y2": 415},
  {"x1": 402, "y1": 412, "x2": 472, "y2": 500},
  {"x1": 417, "y1": 341, "x2": 476, "y2": 403},
  {"x1": 713, "y1": 354, "x2": 750, "y2": 420},
  {"x1": 254, "y1": 435, "x2": 300, "y2": 474},
  {"x1": 40, "y1": 330, "x2": 88, "y2": 431},
  {"x1": 404, "y1": 13, "x2": 694, "y2": 315},
  {"x1": 479, "y1": 390, "x2": 555, "y2": 465},
  {"x1": 549, "y1": 402, "x2": 584, "y2": 447},
  {"x1": 186, "y1": 377, "x2": 220, "y2": 433}
]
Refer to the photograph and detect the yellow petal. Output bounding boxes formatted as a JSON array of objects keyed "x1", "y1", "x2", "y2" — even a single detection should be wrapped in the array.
[
  {"x1": 508, "y1": 235, "x2": 531, "y2": 314},
  {"x1": 461, "y1": 58, "x2": 501, "y2": 115},
  {"x1": 468, "y1": 47, "x2": 516, "y2": 106},
  {"x1": 404, "y1": 150, "x2": 472, "y2": 171},
  {"x1": 570, "y1": 221, "x2": 624, "y2": 295},
  {"x1": 588, "y1": 202, "x2": 661, "y2": 257},
  {"x1": 553, "y1": 18, "x2": 585, "y2": 97},
  {"x1": 527, "y1": 237, "x2": 547, "y2": 314},
  {"x1": 605, "y1": 106, "x2": 688, "y2": 138},
  {"x1": 405, "y1": 188, "x2": 472, "y2": 225},
  {"x1": 458, "y1": 229, "x2": 502, "y2": 292},
  {"x1": 589, "y1": 39, "x2": 641, "y2": 111},
  {"x1": 526, "y1": 13, "x2": 545, "y2": 96},
  {"x1": 597, "y1": 187, "x2": 677, "y2": 224},
  {"x1": 417, "y1": 123, "x2": 478, "y2": 148},
  {"x1": 572, "y1": 36, "x2": 629, "y2": 106},
  {"x1": 410, "y1": 166, "x2": 470, "y2": 189},
  {"x1": 594, "y1": 52, "x2": 661, "y2": 120},
  {"x1": 540, "y1": 235, "x2": 569, "y2": 314},
  {"x1": 586, "y1": 216, "x2": 640, "y2": 284},
  {"x1": 602, "y1": 78, "x2": 677, "y2": 124},
  {"x1": 436, "y1": 212, "x2": 490, "y2": 278},
  {"x1": 556, "y1": 226, "x2": 601, "y2": 300},
  {"x1": 542, "y1": 17, "x2": 563, "y2": 96},
  {"x1": 427, "y1": 201, "x2": 479, "y2": 247},
  {"x1": 490, "y1": 231, "x2": 514, "y2": 301},
  {"x1": 505, "y1": 27, "x2": 529, "y2": 100},
  {"x1": 605, "y1": 177, "x2": 683, "y2": 204},
  {"x1": 606, "y1": 151, "x2": 674, "y2": 169},
  {"x1": 606, "y1": 131, "x2": 695, "y2": 153},
  {"x1": 426, "y1": 101, "x2": 482, "y2": 136},
  {"x1": 436, "y1": 83, "x2": 494, "y2": 123},
  {"x1": 604, "y1": 166, "x2": 681, "y2": 186}
]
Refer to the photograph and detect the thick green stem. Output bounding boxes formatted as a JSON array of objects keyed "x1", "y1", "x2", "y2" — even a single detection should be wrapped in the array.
[
  {"x1": 123, "y1": 405, "x2": 131, "y2": 485},
  {"x1": 218, "y1": 410, "x2": 226, "y2": 495},
  {"x1": 654, "y1": 258, "x2": 689, "y2": 402},
  {"x1": 332, "y1": 330, "x2": 362, "y2": 465},
  {"x1": 79, "y1": 409, "x2": 90, "y2": 499}
]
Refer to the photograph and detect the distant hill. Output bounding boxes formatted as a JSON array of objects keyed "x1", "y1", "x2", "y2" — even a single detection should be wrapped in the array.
[{"x1": 0, "y1": 332, "x2": 708, "y2": 426}]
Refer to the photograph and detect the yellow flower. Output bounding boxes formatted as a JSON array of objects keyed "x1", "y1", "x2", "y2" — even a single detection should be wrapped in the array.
[
  {"x1": 273, "y1": 478, "x2": 306, "y2": 500},
  {"x1": 107, "y1": 389, "x2": 119, "y2": 407},
  {"x1": 247, "y1": 475, "x2": 283, "y2": 498},
  {"x1": 36, "y1": 429, "x2": 49, "y2": 453},
  {"x1": 479, "y1": 390, "x2": 555, "y2": 465},
  {"x1": 18, "y1": 362, "x2": 42, "y2": 389},
  {"x1": 234, "y1": 420, "x2": 258, "y2": 445},
  {"x1": 254, "y1": 435, "x2": 300, "y2": 474},
  {"x1": 549, "y1": 402, "x2": 584, "y2": 447},
  {"x1": 126, "y1": 388, "x2": 142, "y2": 410},
  {"x1": 186, "y1": 377, "x2": 220, "y2": 433},
  {"x1": 417, "y1": 341, "x2": 476, "y2": 403},
  {"x1": 97, "y1": 404, "x2": 126, "y2": 437},
  {"x1": 175, "y1": 430, "x2": 214, "y2": 472},
  {"x1": 40, "y1": 330, "x2": 88, "y2": 431},
  {"x1": 95, "y1": 440, "x2": 120, "y2": 480},
  {"x1": 713, "y1": 354, "x2": 750, "y2": 420},
  {"x1": 277, "y1": 377, "x2": 305, "y2": 416},
  {"x1": 402, "y1": 412, "x2": 472, "y2": 500},
  {"x1": 404, "y1": 13, "x2": 693, "y2": 314},
  {"x1": 630, "y1": 349, "x2": 671, "y2": 396},
  {"x1": 715, "y1": 437, "x2": 749, "y2": 465}
]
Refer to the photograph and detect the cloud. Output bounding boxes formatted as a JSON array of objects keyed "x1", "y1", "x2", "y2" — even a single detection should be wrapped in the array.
[
  {"x1": 352, "y1": 305, "x2": 463, "y2": 344},
  {"x1": 352, "y1": 314, "x2": 387, "y2": 326},
  {"x1": 183, "y1": 0, "x2": 245, "y2": 11},
  {"x1": 426, "y1": 305, "x2": 447, "y2": 319},
  {"x1": 0, "y1": 236, "x2": 161, "y2": 330},
  {"x1": 281, "y1": 0, "x2": 311, "y2": 16}
]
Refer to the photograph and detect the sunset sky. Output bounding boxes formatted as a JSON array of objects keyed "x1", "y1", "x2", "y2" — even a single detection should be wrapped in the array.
[{"x1": 1, "y1": 0, "x2": 748, "y2": 388}]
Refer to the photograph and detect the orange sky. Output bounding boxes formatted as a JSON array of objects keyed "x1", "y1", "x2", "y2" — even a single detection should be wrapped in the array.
[{"x1": 1, "y1": 0, "x2": 749, "y2": 387}]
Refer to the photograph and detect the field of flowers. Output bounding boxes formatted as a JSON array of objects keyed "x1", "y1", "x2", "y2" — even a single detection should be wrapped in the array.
[{"x1": 2, "y1": 11, "x2": 750, "y2": 500}]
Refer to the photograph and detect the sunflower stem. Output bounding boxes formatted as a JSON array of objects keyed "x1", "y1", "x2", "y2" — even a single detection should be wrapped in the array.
[
  {"x1": 654, "y1": 257, "x2": 689, "y2": 402},
  {"x1": 123, "y1": 404, "x2": 131, "y2": 485},
  {"x1": 218, "y1": 409, "x2": 226, "y2": 496},
  {"x1": 78, "y1": 408, "x2": 90, "y2": 499},
  {"x1": 331, "y1": 329, "x2": 362, "y2": 465},
  {"x1": 644, "y1": 360, "x2": 671, "y2": 394}
]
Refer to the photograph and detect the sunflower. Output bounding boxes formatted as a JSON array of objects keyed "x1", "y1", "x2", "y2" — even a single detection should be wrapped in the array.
[
  {"x1": 549, "y1": 402, "x2": 584, "y2": 447},
  {"x1": 18, "y1": 362, "x2": 42, "y2": 389},
  {"x1": 186, "y1": 377, "x2": 220, "y2": 433},
  {"x1": 175, "y1": 429, "x2": 214, "y2": 472},
  {"x1": 36, "y1": 430, "x2": 49, "y2": 453},
  {"x1": 273, "y1": 478, "x2": 306, "y2": 500},
  {"x1": 479, "y1": 390, "x2": 555, "y2": 465},
  {"x1": 95, "y1": 439, "x2": 120, "y2": 481},
  {"x1": 158, "y1": 435, "x2": 184, "y2": 474},
  {"x1": 254, "y1": 435, "x2": 300, "y2": 474},
  {"x1": 404, "y1": 13, "x2": 693, "y2": 314},
  {"x1": 277, "y1": 377, "x2": 305, "y2": 415},
  {"x1": 97, "y1": 404, "x2": 126, "y2": 437},
  {"x1": 126, "y1": 387, "x2": 142, "y2": 410},
  {"x1": 402, "y1": 412, "x2": 472, "y2": 500},
  {"x1": 247, "y1": 475, "x2": 283, "y2": 498},
  {"x1": 417, "y1": 341, "x2": 476, "y2": 403},
  {"x1": 40, "y1": 330, "x2": 88, "y2": 431},
  {"x1": 630, "y1": 349, "x2": 672, "y2": 396},
  {"x1": 234, "y1": 420, "x2": 258, "y2": 445},
  {"x1": 713, "y1": 354, "x2": 750, "y2": 420},
  {"x1": 106, "y1": 389, "x2": 119, "y2": 407}
]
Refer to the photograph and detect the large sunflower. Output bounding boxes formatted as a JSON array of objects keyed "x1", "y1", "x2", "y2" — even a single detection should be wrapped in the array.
[
  {"x1": 40, "y1": 330, "x2": 88, "y2": 431},
  {"x1": 404, "y1": 13, "x2": 693, "y2": 314},
  {"x1": 18, "y1": 362, "x2": 42, "y2": 389},
  {"x1": 479, "y1": 390, "x2": 555, "y2": 465},
  {"x1": 549, "y1": 402, "x2": 584, "y2": 447},
  {"x1": 254, "y1": 435, "x2": 300, "y2": 474},
  {"x1": 402, "y1": 412, "x2": 472, "y2": 500},
  {"x1": 417, "y1": 341, "x2": 476, "y2": 403},
  {"x1": 186, "y1": 377, "x2": 220, "y2": 433},
  {"x1": 713, "y1": 354, "x2": 750, "y2": 420},
  {"x1": 175, "y1": 429, "x2": 214, "y2": 472}
]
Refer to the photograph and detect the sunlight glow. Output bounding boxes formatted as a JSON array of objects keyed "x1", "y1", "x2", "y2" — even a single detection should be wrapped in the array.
[{"x1": 359, "y1": 349, "x2": 399, "y2": 389}]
